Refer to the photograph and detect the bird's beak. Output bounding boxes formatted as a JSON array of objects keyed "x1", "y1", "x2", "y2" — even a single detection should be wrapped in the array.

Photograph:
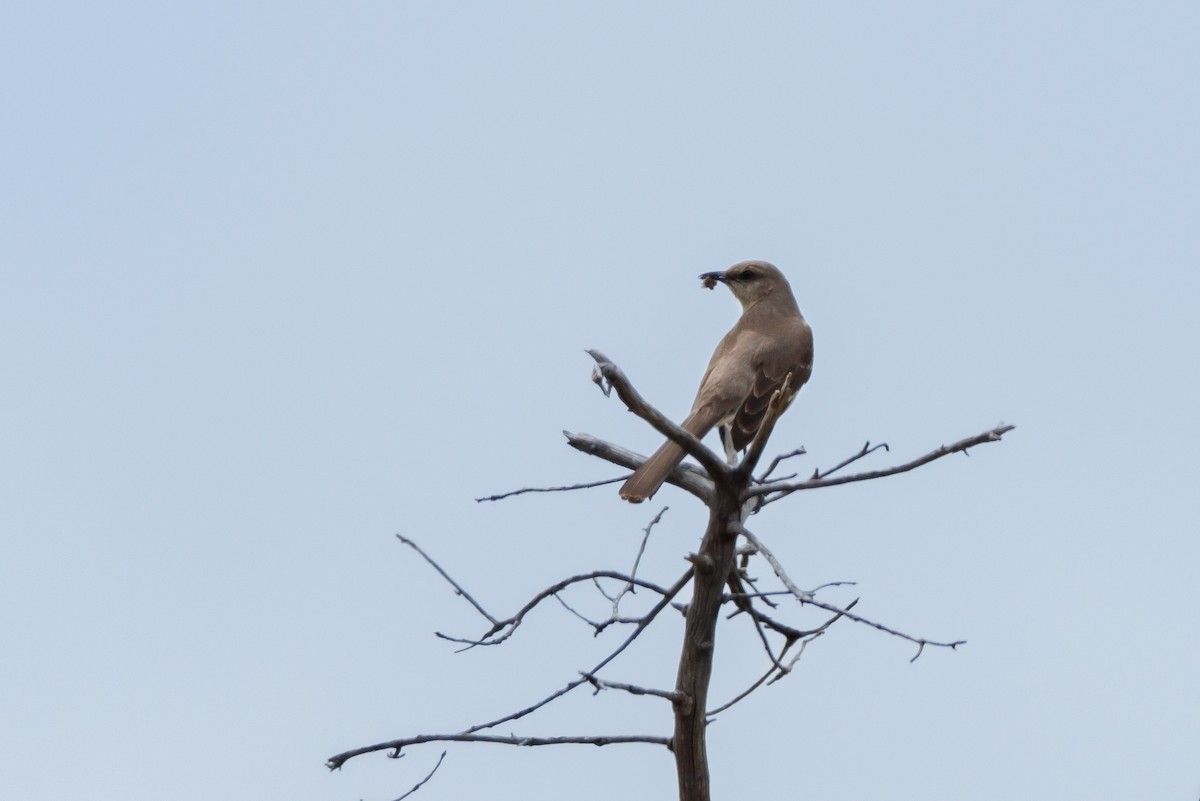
[{"x1": 698, "y1": 271, "x2": 728, "y2": 283}]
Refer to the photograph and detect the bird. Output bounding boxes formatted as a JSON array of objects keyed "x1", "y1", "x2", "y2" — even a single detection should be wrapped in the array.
[{"x1": 619, "y1": 260, "x2": 813, "y2": 503}]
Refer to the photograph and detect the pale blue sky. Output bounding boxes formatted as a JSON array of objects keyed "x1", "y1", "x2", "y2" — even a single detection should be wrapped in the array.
[{"x1": 3, "y1": 3, "x2": 1198, "y2": 799}]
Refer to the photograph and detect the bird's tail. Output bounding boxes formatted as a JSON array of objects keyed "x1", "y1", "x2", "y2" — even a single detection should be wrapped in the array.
[
  {"x1": 619, "y1": 411, "x2": 719, "y2": 503},
  {"x1": 619, "y1": 440, "x2": 687, "y2": 503}
]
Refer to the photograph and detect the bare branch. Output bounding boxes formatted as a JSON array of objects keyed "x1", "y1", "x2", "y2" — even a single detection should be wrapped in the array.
[
  {"x1": 434, "y1": 569, "x2": 682, "y2": 649},
  {"x1": 725, "y1": 572, "x2": 789, "y2": 669},
  {"x1": 810, "y1": 440, "x2": 890, "y2": 480},
  {"x1": 757, "y1": 447, "x2": 806, "y2": 482},
  {"x1": 327, "y1": 734, "x2": 670, "y2": 771},
  {"x1": 709, "y1": 603, "x2": 849, "y2": 717},
  {"x1": 475, "y1": 476, "x2": 627, "y2": 503},
  {"x1": 548, "y1": 508, "x2": 674, "y2": 636},
  {"x1": 732, "y1": 531, "x2": 960, "y2": 661},
  {"x1": 727, "y1": 582, "x2": 856, "y2": 602},
  {"x1": 581, "y1": 672, "x2": 684, "y2": 704},
  {"x1": 734, "y1": 524, "x2": 813, "y2": 603},
  {"x1": 750, "y1": 423, "x2": 1015, "y2": 502},
  {"x1": 564, "y1": 431, "x2": 714, "y2": 502},
  {"x1": 397, "y1": 536, "x2": 498, "y2": 626},
  {"x1": 766, "y1": 633, "x2": 820, "y2": 685},
  {"x1": 553, "y1": 593, "x2": 646, "y2": 635},
  {"x1": 798, "y1": 594, "x2": 965, "y2": 658},
  {"x1": 726, "y1": 585, "x2": 854, "y2": 644},
  {"x1": 461, "y1": 567, "x2": 694, "y2": 734},
  {"x1": 585, "y1": 350, "x2": 732, "y2": 486},
  {"x1": 727, "y1": 589, "x2": 803, "y2": 602},
  {"x1": 736, "y1": 571, "x2": 779, "y2": 609},
  {"x1": 707, "y1": 663, "x2": 778, "y2": 718},
  {"x1": 808, "y1": 581, "x2": 858, "y2": 594},
  {"x1": 391, "y1": 751, "x2": 446, "y2": 801},
  {"x1": 707, "y1": 638, "x2": 800, "y2": 718},
  {"x1": 612, "y1": 506, "x2": 667, "y2": 611},
  {"x1": 592, "y1": 576, "x2": 617, "y2": 602}
]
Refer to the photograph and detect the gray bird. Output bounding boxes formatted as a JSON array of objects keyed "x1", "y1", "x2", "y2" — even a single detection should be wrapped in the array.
[{"x1": 619, "y1": 260, "x2": 813, "y2": 503}]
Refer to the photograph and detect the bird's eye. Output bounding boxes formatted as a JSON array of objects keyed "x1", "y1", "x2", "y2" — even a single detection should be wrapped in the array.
[{"x1": 739, "y1": 271, "x2": 757, "y2": 280}]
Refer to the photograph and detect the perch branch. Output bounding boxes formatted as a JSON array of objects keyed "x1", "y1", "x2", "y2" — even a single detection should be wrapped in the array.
[
  {"x1": 564, "y1": 431, "x2": 713, "y2": 501},
  {"x1": 585, "y1": 350, "x2": 732, "y2": 486}
]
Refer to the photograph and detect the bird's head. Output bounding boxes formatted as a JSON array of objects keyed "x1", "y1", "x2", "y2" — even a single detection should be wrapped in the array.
[{"x1": 699, "y1": 260, "x2": 790, "y2": 310}]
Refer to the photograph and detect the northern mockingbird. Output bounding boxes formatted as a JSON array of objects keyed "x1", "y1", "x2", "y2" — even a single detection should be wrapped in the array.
[{"x1": 619, "y1": 260, "x2": 813, "y2": 503}]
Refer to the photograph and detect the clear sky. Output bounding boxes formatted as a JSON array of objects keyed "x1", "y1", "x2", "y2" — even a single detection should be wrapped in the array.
[{"x1": 3, "y1": 3, "x2": 1198, "y2": 799}]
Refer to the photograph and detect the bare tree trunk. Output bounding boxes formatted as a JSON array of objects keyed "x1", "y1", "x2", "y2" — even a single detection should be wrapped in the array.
[{"x1": 672, "y1": 491, "x2": 741, "y2": 801}]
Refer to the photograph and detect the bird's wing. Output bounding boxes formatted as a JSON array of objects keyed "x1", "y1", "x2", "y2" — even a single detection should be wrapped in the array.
[
  {"x1": 727, "y1": 326, "x2": 813, "y2": 452},
  {"x1": 727, "y1": 359, "x2": 790, "y2": 451}
]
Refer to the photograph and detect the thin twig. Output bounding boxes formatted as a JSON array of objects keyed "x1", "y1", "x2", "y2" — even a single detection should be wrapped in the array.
[
  {"x1": 766, "y1": 633, "x2": 820, "y2": 685},
  {"x1": 808, "y1": 581, "x2": 858, "y2": 593},
  {"x1": 707, "y1": 639, "x2": 797, "y2": 717},
  {"x1": 592, "y1": 577, "x2": 617, "y2": 602},
  {"x1": 758, "y1": 447, "x2": 806, "y2": 482},
  {"x1": 734, "y1": 525, "x2": 813, "y2": 602},
  {"x1": 553, "y1": 593, "x2": 643, "y2": 634},
  {"x1": 737, "y1": 571, "x2": 779, "y2": 609},
  {"x1": 553, "y1": 592, "x2": 597, "y2": 626},
  {"x1": 725, "y1": 573, "x2": 788, "y2": 669},
  {"x1": 391, "y1": 751, "x2": 446, "y2": 801},
  {"x1": 613, "y1": 507, "x2": 667, "y2": 611},
  {"x1": 475, "y1": 476, "x2": 628, "y2": 503},
  {"x1": 810, "y1": 440, "x2": 889, "y2": 480},
  {"x1": 397, "y1": 536, "x2": 498, "y2": 626},
  {"x1": 434, "y1": 570, "x2": 680, "y2": 649},
  {"x1": 728, "y1": 583, "x2": 856, "y2": 601},
  {"x1": 710, "y1": 605, "x2": 848, "y2": 717},
  {"x1": 728, "y1": 589, "x2": 853, "y2": 643},
  {"x1": 798, "y1": 594, "x2": 965, "y2": 659}
]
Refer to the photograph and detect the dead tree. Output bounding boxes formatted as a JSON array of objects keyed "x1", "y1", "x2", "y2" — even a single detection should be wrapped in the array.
[{"x1": 327, "y1": 351, "x2": 1014, "y2": 801}]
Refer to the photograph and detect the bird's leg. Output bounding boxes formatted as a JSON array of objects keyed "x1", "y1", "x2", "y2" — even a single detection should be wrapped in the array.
[{"x1": 719, "y1": 425, "x2": 739, "y2": 466}]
